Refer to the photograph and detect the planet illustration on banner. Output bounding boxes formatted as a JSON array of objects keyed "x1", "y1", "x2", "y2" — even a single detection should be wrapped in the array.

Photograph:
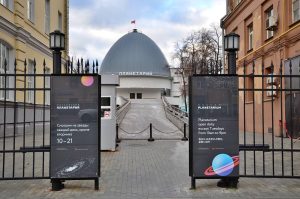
[
  {"x1": 81, "y1": 76, "x2": 94, "y2": 87},
  {"x1": 204, "y1": 154, "x2": 239, "y2": 176}
]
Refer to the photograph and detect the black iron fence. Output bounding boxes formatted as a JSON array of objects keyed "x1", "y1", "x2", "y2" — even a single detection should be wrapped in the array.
[
  {"x1": 238, "y1": 58, "x2": 300, "y2": 178},
  {"x1": 0, "y1": 58, "x2": 99, "y2": 180},
  {"x1": 1, "y1": 56, "x2": 300, "y2": 181},
  {"x1": 0, "y1": 59, "x2": 50, "y2": 180}
]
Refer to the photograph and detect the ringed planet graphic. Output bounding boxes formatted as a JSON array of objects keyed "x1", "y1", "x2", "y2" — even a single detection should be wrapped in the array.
[
  {"x1": 81, "y1": 76, "x2": 94, "y2": 87},
  {"x1": 204, "y1": 154, "x2": 239, "y2": 176}
]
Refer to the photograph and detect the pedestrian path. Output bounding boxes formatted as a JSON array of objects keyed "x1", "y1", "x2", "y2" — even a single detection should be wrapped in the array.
[
  {"x1": 1, "y1": 99, "x2": 300, "y2": 198},
  {"x1": 1, "y1": 140, "x2": 300, "y2": 199},
  {"x1": 119, "y1": 99, "x2": 183, "y2": 140}
]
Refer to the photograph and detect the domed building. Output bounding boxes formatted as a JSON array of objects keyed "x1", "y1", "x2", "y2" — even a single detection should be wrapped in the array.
[{"x1": 100, "y1": 29, "x2": 171, "y2": 99}]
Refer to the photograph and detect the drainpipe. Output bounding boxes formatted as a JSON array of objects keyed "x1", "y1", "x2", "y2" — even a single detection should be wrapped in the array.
[
  {"x1": 220, "y1": 19, "x2": 226, "y2": 74},
  {"x1": 222, "y1": 27, "x2": 225, "y2": 74}
]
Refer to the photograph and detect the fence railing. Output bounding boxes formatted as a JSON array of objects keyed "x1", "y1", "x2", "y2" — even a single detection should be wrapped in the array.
[
  {"x1": 237, "y1": 58, "x2": 300, "y2": 178},
  {"x1": 116, "y1": 99, "x2": 131, "y2": 125},
  {"x1": 162, "y1": 97, "x2": 188, "y2": 136},
  {"x1": 0, "y1": 59, "x2": 51, "y2": 180},
  {"x1": 116, "y1": 123, "x2": 188, "y2": 141},
  {"x1": 0, "y1": 58, "x2": 100, "y2": 180}
]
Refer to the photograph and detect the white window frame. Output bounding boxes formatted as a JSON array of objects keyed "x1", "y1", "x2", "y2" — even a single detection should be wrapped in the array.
[
  {"x1": 1, "y1": 0, "x2": 13, "y2": 10},
  {"x1": 236, "y1": 0, "x2": 241, "y2": 5},
  {"x1": 45, "y1": 0, "x2": 50, "y2": 34},
  {"x1": 0, "y1": 0, "x2": 8, "y2": 7},
  {"x1": 0, "y1": 42, "x2": 9, "y2": 100},
  {"x1": 58, "y1": 11, "x2": 62, "y2": 31},
  {"x1": 45, "y1": 68, "x2": 50, "y2": 105},
  {"x1": 266, "y1": 7, "x2": 274, "y2": 39},
  {"x1": 27, "y1": 60, "x2": 34, "y2": 103},
  {"x1": 248, "y1": 24, "x2": 253, "y2": 51},
  {"x1": 27, "y1": 0, "x2": 35, "y2": 22},
  {"x1": 293, "y1": 0, "x2": 300, "y2": 23}
]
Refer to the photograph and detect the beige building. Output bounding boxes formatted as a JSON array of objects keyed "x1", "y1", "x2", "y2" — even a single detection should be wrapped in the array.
[
  {"x1": 0, "y1": 0, "x2": 69, "y2": 104},
  {"x1": 221, "y1": 0, "x2": 300, "y2": 136}
]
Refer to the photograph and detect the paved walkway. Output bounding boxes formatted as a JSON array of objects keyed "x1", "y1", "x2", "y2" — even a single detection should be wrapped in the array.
[
  {"x1": 119, "y1": 99, "x2": 183, "y2": 140},
  {"x1": 1, "y1": 140, "x2": 300, "y2": 199},
  {"x1": 0, "y1": 99, "x2": 300, "y2": 198}
]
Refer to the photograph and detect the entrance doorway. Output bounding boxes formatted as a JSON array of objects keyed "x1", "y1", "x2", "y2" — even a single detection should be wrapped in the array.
[
  {"x1": 137, "y1": 93, "x2": 142, "y2": 99},
  {"x1": 130, "y1": 93, "x2": 135, "y2": 99},
  {"x1": 130, "y1": 93, "x2": 142, "y2": 99}
]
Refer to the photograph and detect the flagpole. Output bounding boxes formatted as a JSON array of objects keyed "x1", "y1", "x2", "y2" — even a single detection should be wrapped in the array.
[{"x1": 131, "y1": 20, "x2": 136, "y2": 30}]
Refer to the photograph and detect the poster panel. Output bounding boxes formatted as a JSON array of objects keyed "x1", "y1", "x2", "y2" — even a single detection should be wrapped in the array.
[
  {"x1": 190, "y1": 75, "x2": 239, "y2": 178},
  {"x1": 50, "y1": 75, "x2": 99, "y2": 179}
]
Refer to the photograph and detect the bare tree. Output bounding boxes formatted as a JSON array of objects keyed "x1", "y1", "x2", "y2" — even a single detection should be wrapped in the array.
[
  {"x1": 172, "y1": 25, "x2": 223, "y2": 110},
  {"x1": 173, "y1": 42, "x2": 189, "y2": 112},
  {"x1": 176, "y1": 27, "x2": 223, "y2": 76}
]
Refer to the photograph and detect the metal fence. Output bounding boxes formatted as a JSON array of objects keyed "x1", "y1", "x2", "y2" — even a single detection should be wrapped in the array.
[
  {"x1": 0, "y1": 58, "x2": 99, "y2": 180},
  {"x1": 1, "y1": 56, "x2": 300, "y2": 180},
  {"x1": 0, "y1": 59, "x2": 50, "y2": 180},
  {"x1": 238, "y1": 58, "x2": 300, "y2": 178}
]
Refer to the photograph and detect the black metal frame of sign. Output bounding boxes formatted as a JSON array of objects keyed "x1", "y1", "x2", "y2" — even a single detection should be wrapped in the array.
[
  {"x1": 189, "y1": 74, "x2": 239, "y2": 189},
  {"x1": 50, "y1": 74, "x2": 101, "y2": 190}
]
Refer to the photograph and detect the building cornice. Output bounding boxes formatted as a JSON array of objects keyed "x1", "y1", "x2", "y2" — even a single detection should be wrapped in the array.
[
  {"x1": 221, "y1": 0, "x2": 252, "y2": 29},
  {"x1": 237, "y1": 28, "x2": 300, "y2": 66},
  {"x1": 0, "y1": 15, "x2": 52, "y2": 58}
]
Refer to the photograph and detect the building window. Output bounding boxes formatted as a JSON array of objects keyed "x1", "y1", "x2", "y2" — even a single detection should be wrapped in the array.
[
  {"x1": 27, "y1": 0, "x2": 34, "y2": 22},
  {"x1": 0, "y1": 0, "x2": 8, "y2": 7},
  {"x1": 130, "y1": 93, "x2": 135, "y2": 99},
  {"x1": 27, "y1": 60, "x2": 34, "y2": 103},
  {"x1": 58, "y1": 11, "x2": 62, "y2": 31},
  {"x1": 137, "y1": 93, "x2": 142, "y2": 99},
  {"x1": 45, "y1": 0, "x2": 50, "y2": 34},
  {"x1": 247, "y1": 23, "x2": 253, "y2": 51},
  {"x1": 45, "y1": 68, "x2": 50, "y2": 105},
  {"x1": 246, "y1": 73, "x2": 254, "y2": 102},
  {"x1": 0, "y1": 42, "x2": 9, "y2": 100},
  {"x1": 293, "y1": 0, "x2": 300, "y2": 22},
  {"x1": 235, "y1": 0, "x2": 242, "y2": 5},
  {"x1": 0, "y1": 0, "x2": 13, "y2": 10},
  {"x1": 265, "y1": 7, "x2": 274, "y2": 39}
]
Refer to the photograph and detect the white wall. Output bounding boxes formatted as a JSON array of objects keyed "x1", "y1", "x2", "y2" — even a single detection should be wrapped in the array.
[
  {"x1": 119, "y1": 76, "x2": 171, "y2": 89},
  {"x1": 117, "y1": 88, "x2": 162, "y2": 99}
]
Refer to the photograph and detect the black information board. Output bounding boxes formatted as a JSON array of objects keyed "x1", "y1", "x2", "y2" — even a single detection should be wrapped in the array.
[
  {"x1": 50, "y1": 75, "x2": 100, "y2": 179},
  {"x1": 189, "y1": 75, "x2": 239, "y2": 178}
]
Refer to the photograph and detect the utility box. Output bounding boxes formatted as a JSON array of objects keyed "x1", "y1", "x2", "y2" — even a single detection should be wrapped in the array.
[{"x1": 101, "y1": 74, "x2": 119, "y2": 151}]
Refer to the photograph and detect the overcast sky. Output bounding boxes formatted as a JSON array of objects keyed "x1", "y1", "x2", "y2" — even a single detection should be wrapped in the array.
[{"x1": 69, "y1": 0, "x2": 226, "y2": 67}]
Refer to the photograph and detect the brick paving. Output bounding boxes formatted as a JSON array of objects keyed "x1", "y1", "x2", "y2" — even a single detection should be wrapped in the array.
[
  {"x1": 0, "y1": 99, "x2": 300, "y2": 198},
  {"x1": 0, "y1": 140, "x2": 300, "y2": 199}
]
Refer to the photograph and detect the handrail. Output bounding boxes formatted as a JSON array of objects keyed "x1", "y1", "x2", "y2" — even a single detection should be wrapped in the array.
[{"x1": 116, "y1": 100, "x2": 131, "y2": 125}]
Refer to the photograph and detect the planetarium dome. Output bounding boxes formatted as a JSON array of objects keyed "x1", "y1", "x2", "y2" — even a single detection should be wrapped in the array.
[{"x1": 100, "y1": 29, "x2": 170, "y2": 77}]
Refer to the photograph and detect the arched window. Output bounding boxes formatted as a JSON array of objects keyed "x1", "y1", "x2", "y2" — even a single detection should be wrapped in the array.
[{"x1": 0, "y1": 41, "x2": 10, "y2": 100}]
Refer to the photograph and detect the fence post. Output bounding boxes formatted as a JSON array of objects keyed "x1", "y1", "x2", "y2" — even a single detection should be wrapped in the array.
[
  {"x1": 181, "y1": 123, "x2": 188, "y2": 141},
  {"x1": 116, "y1": 123, "x2": 121, "y2": 143},
  {"x1": 148, "y1": 123, "x2": 155, "y2": 142},
  {"x1": 50, "y1": 30, "x2": 65, "y2": 191}
]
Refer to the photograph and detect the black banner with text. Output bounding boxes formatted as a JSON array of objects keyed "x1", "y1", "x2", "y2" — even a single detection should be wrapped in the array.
[
  {"x1": 189, "y1": 75, "x2": 239, "y2": 178},
  {"x1": 50, "y1": 75, "x2": 100, "y2": 179}
]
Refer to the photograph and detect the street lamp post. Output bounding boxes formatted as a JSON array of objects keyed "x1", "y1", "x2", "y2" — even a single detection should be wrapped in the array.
[
  {"x1": 50, "y1": 30, "x2": 65, "y2": 74},
  {"x1": 49, "y1": 30, "x2": 65, "y2": 191},
  {"x1": 217, "y1": 32, "x2": 240, "y2": 188},
  {"x1": 224, "y1": 32, "x2": 240, "y2": 74}
]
